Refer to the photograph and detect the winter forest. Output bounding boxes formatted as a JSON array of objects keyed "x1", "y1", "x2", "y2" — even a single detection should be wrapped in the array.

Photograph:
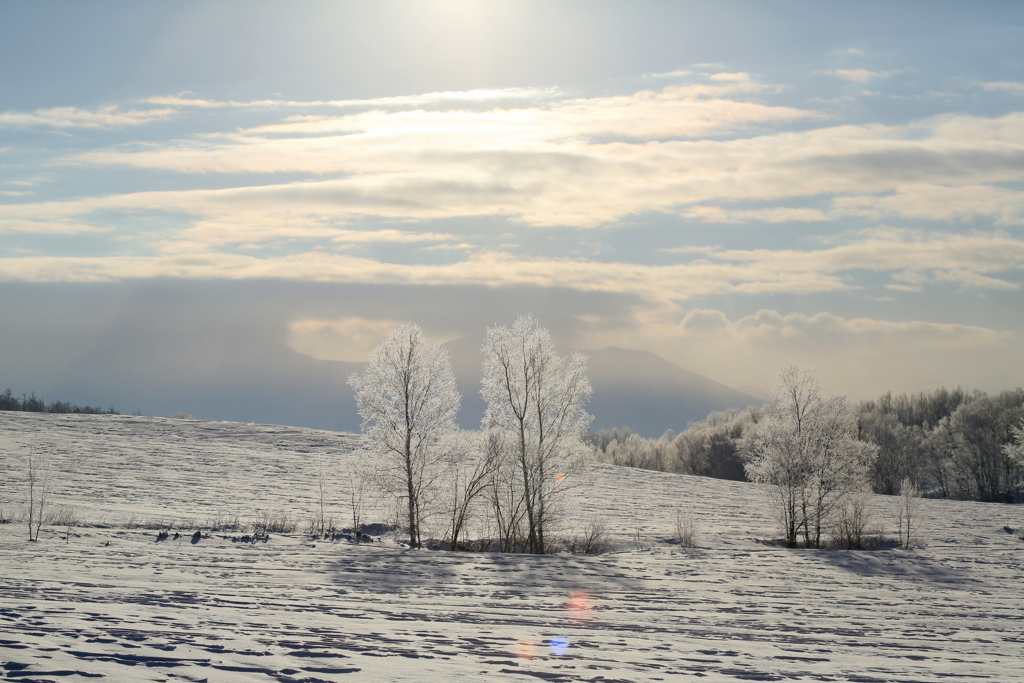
[{"x1": 597, "y1": 385, "x2": 1024, "y2": 505}]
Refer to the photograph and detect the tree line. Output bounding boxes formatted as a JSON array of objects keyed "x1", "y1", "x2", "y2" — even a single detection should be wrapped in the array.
[
  {"x1": 0, "y1": 389, "x2": 120, "y2": 415},
  {"x1": 595, "y1": 383, "x2": 1024, "y2": 504}
]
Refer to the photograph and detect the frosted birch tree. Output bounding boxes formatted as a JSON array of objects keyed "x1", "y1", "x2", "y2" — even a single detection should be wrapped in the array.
[
  {"x1": 746, "y1": 363, "x2": 820, "y2": 546},
  {"x1": 439, "y1": 431, "x2": 497, "y2": 551},
  {"x1": 802, "y1": 394, "x2": 877, "y2": 548},
  {"x1": 1006, "y1": 418, "x2": 1024, "y2": 501},
  {"x1": 747, "y1": 363, "x2": 876, "y2": 548},
  {"x1": 1004, "y1": 418, "x2": 1024, "y2": 470},
  {"x1": 895, "y1": 476, "x2": 922, "y2": 550},
  {"x1": 481, "y1": 315, "x2": 592, "y2": 554},
  {"x1": 348, "y1": 323, "x2": 461, "y2": 548}
]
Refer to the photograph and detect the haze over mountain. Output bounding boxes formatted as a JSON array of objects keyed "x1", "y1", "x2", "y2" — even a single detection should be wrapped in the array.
[
  {"x1": 444, "y1": 336, "x2": 760, "y2": 437},
  {"x1": 1, "y1": 284, "x2": 757, "y2": 437}
]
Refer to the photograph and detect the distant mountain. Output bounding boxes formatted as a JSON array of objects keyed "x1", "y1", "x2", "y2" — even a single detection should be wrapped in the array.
[
  {"x1": 737, "y1": 385, "x2": 771, "y2": 402},
  {"x1": 443, "y1": 337, "x2": 762, "y2": 438}
]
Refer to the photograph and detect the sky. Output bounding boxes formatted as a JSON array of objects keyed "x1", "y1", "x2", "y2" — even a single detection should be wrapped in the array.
[{"x1": 1, "y1": 0, "x2": 1023, "y2": 420}]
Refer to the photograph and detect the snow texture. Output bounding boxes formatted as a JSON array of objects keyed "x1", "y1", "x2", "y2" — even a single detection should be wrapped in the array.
[{"x1": 1, "y1": 412, "x2": 1023, "y2": 681}]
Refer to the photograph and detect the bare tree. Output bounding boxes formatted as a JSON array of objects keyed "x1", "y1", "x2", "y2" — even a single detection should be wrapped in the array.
[
  {"x1": 348, "y1": 471, "x2": 365, "y2": 535},
  {"x1": 895, "y1": 477, "x2": 922, "y2": 550},
  {"x1": 313, "y1": 454, "x2": 331, "y2": 537},
  {"x1": 485, "y1": 431, "x2": 529, "y2": 552},
  {"x1": 440, "y1": 432, "x2": 497, "y2": 551},
  {"x1": 747, "y1": 363, "x2": 876, "y2": 548},
  {"x1": 481, "y1": 315, "x2": 593, "y2": 554},
  {"x1": 833, "y1": 491, "x2": 871, "y2": 549},
  {"x1": 348, "y1": 323, "x2": 461, "y2": 548},
  {"x1": 26, "y1": 448, "x2": 51, "y2": 542}
]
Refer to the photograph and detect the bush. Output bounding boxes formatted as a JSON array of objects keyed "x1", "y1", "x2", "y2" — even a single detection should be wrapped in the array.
[
  {"x1": 0, "y1": 504, "x2": 17, "y2": 525},
  {"x1": 831, "y1": 493, "x2": 871, "y2": 550},
  {"x1": 46, "y1": 505, "x2": 79, "y2": 528},
  {"x1": 565, "y1": 519, "x2": 612, "y2": 555},
  {"x1": 304, "y1": 514, "x2": 343, "y2": 538},
  {"x1": 203, "y1": 512, "x2": 242, "y2": 532},
  {"x1": 253, "y1": 510, "x2": 296, "y2": 534},
  {"x1": 674, "y1": 508, "x2": 700, "y2": 548}
]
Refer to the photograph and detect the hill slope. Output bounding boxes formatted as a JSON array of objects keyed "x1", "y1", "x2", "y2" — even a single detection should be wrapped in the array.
[{"x1": 1, "y1": 412, "x2": 1022, "y2": 681}]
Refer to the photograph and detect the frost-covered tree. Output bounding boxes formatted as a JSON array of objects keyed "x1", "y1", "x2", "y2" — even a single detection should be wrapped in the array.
[
  {"x1": 1006, "y1": 418, "x2": 1024, "y2": 500},
  {"x1": 348, "y1": 323, "x2": 461, "y2": 548},
  {"x1": 746, "y1": 363, "x2": 876, "y2": 548},
  {"x1": 481, "y1": 315, "x2": 593, "y2": 554},
  {"x1": 1005, "y1": 418, "x2": 1024, "y2": 469},
  {"x1": 746, "y1": 364, "x2": 820, "y2": 546},
  {"x1": 438, "y1": 431, "x2": 496, "y2": 551},
  {"x1": 895, "y1": 476, "x2": 922, "y2": 550},
  {"x1": 485, "y1": 430, "x2": 529, "y2": 552},
  {"x1": 802, "y1": 395, "x2": 877, "y2": 548}
]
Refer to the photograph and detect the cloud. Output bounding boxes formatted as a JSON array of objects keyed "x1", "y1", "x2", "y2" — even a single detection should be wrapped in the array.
[
  {"x1": 287, "y1": 317, "x2": 402, "y2": 362},
  {"x1": 819, "y1": 68, "x2": 890, "y2": 83},
  {"x1": 6, "y1": 81, "x2": 1024, "y2": 315},
  {"x1": 708, "y1": 72, "x2": 752, "y2": 82},
  {"x1": 977, "y1": 81, "x2": 1024, "y2": 96},
  {"x1": 81, "y1": 83, "x2": 809, "y2": 173},
  {"x1": 144, "y1": 87, "x2": 562, "y2": 111},
  {"x1": 287, "y1": 317, "x2": 457, "y2": 362},
  {"x1": 889, "y1": 268, "x2": 1020, "y2": 292},
  {"x1": 680, "y1": 205, "x2": 829, "y2": 223},
  {"x1": 710, "y1": 228, "x2": 1024, "y2": 290},
  {"x1": 642, "y1": 69, "x2": 693, "y2": 80},
  {"x1": 666, "y1": 307, "x2": 1018, "y2": 399},
  {"x1": 0, "y1": 105, "x2": 174, "y2": 129},
  {"x1": 330, "y1": 230, "x2": 458, "y2": 245},
  {"x1": 48, "y1": 95, "x2": 1024, "y2": 233},
  {"x1": 684, "y1": 308, "x2": 1008, "y2": 345},
  {"x1": 832, "y1": 184, "x2": 1024, "y2": 225},
  {"x1": 3, "y1": 227, "x2": 1019, "y2": 308}
]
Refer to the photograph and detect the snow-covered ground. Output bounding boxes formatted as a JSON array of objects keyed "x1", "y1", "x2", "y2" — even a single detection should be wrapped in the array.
[{"x1": 2, "y1": 412, "x2": 1023, "y2": 681}]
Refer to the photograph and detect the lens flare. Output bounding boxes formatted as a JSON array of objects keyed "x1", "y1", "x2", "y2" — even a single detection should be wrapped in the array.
[
  {"x1": 548, "y1": 636, "x2": 570, "y2": 656},
  {"x1": 567, "y1": 589, "x2": 592, "y2": 620},
  {"x1": 554, "y1": 472, "x2": 565, "y2": 484},
  {"x1": 516, "y1": 640, "x2": 536, "y2": 659}
]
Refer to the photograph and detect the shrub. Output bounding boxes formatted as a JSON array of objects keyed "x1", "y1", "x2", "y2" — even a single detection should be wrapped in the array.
[
  {"x1": 0, "y1": 504, "x2": 17, "y2": 525},
  {"x1": 304, "y1": 514, "x2": 343, "y2": 538},
  {"x1": 895, "y1": 477, "x2": 922, "y2": 550},
  {"x1": 565, "y1": 519, "x2": 612, "y2": 555},
  {"x1": 46, "y1": 505, "x2": 79, "y2": 528},
  {"x1": 253, "y1": 509, "x2": 296, "y2": 534},
  {"x1": 831, "y1": 492, "x2": 871, "y2": 550},
  {"x1": 674, "y1": 508, "x2": 700, "y2": 548},
  {"x1": 203, "y1": 512, "x2": 242, "y2": 532}
]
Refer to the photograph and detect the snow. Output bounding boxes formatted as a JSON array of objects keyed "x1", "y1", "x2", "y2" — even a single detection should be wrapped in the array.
[{"x1": 2, "y1": 412, "x2": 1023, "y2": 681}]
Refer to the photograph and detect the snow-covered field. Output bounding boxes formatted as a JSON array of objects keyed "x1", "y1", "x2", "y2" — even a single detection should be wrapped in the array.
[{"x1": 2, "y1": 412, "x2": 1023, "y2": 682}]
